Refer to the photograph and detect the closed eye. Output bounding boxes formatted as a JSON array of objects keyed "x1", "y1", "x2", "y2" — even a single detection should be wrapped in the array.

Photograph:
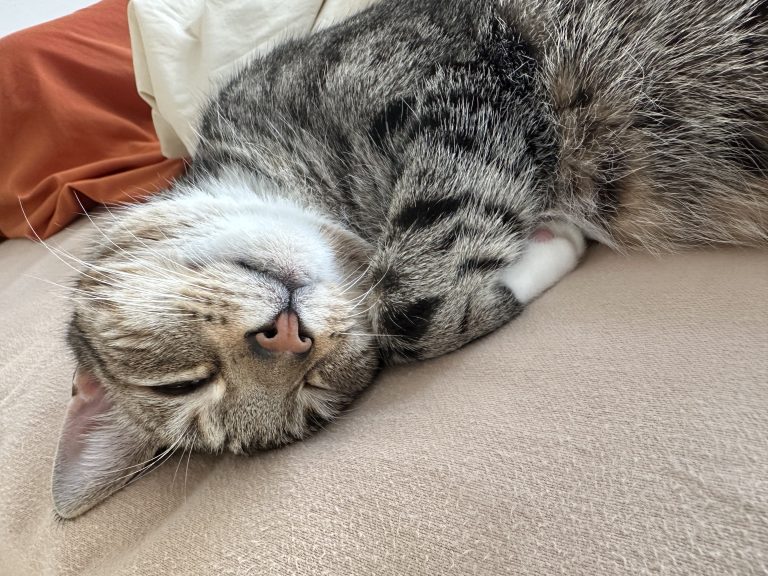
[{"x1": 152, "y1": 375, "x2": 213, "y2": 396}]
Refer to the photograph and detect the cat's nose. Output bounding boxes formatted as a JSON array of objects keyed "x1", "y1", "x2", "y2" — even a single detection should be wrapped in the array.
[{"x1": 248, "y1": 310, "x2": 312, "y2": 355}]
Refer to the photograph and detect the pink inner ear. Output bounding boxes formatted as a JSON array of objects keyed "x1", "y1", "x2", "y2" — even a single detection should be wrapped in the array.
[
  {"x1": 60, "y1": 368, "x2": 112, "y2": 464},
  {"x1": 74, "y1": 367, "x2": 103, "y2": 400}
]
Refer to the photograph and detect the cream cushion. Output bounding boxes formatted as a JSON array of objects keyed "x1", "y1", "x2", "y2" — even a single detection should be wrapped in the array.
[{"x1": 1, "y1": 218, "x2": 766, "y2": 574}]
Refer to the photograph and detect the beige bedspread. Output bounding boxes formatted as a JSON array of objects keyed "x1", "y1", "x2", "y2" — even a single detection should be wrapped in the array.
[{"x1": 2, "y1": 218, "x2": 766, "y2": 574}]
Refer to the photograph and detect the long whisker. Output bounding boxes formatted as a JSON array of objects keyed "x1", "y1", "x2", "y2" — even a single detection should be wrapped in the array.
[
  {"x1": 114, "y1": 430, "x2": 191, "y2": 493},
  {"x1": 337, "y1": 332, "x2": 407, "y2": 338},
  {"x1": 338, "y1": 260, "x2": 374, "y2": 295},
  {"x1": 17, "y1": 198, "x2": 127, "y2": 289},
  {"x1": 345, "y1": 262, "x2": 391, "y2": 312},
  {"x1": 96, "y1": 430, "x2": 188, "y2": 482},
  {"x1": 91, "y1": 213, "x2": 203, "y2": 284},
  {"x1": 98, "y1": 202, "x2": 230, "y2": 284},
  {"x1": 172, "y1": 437, "x2": 190, "y2": 488},
  {"x1": 183, "y1": 431, "x2": 196, "y2": 503}
]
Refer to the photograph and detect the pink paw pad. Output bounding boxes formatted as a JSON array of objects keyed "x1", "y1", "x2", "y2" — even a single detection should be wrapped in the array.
[{"x1": 531, "y1": 227, "x2": 555, "y2": 242}]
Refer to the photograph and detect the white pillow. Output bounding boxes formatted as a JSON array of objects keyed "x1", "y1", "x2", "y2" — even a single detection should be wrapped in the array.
[{"x1": 128, "y1": 0, "x2": 378, "y2": 158}]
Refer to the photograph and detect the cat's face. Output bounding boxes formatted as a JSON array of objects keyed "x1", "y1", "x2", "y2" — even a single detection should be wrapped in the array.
[{"x1": 54, "y1": 172, "x2": 378, "y2": 518}]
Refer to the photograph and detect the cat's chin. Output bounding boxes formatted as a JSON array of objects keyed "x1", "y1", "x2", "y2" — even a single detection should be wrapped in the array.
[{"x1": 161, "y1": 168, "x2": 374, "y2": 283}]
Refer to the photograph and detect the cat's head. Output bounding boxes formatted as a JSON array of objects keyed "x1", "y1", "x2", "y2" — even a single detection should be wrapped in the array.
[{"x1": 53, "y1": 170, "x2": 378, "y2": 518}]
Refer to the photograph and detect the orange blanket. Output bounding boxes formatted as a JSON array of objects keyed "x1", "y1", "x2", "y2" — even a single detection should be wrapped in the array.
[{"x1": 0, "y1": 0, "x2": 185, "y2": 239}]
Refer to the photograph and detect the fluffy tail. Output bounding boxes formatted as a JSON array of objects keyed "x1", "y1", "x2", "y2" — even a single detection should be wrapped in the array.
[{"x1": 519, "y1": 0, "x2": 768, "y2": 250}]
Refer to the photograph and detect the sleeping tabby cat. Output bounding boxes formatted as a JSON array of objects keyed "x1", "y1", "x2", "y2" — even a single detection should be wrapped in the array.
[{"x1": 53, "y1": 0, "x2": 767, "y2": 517}]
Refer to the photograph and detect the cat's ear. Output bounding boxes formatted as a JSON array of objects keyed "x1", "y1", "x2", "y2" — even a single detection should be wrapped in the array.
[{"x1": 52, "y1": 367, "x2": 157, "y2": 519}]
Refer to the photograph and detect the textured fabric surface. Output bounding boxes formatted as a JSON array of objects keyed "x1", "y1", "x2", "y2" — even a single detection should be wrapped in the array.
[
  {"x1": 128, "y1": 0, "x2": 379, "y2": 158},
  {"x1": 1, "y1": 220, "x2": 766, "y2": 574},
  {"x1": 0, "y1": 0, "x2": 184, "y2": 239}
]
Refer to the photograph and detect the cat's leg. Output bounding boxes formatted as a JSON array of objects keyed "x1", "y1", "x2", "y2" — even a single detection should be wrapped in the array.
[
  {"x1": 500, "y1": 220, "x2": 586, "y2": 305},
  {"x1": 368, "y1": 212, "x2": 587, "y2": 364}
]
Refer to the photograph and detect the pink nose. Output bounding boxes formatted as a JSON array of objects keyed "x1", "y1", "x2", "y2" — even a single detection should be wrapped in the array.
[{"x1": 253, "y1": 310, "x2": 312, "y2": 355}]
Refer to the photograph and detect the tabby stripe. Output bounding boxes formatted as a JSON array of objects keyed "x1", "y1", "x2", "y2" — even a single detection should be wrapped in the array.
[
  {"x1": 393, "y1": 197, "x2": 462, "y2": 231},
  {"x1": 369, "y1": 96, "x2": 418, "y2": 147},
  {"x1": 379, "y1": 296, "x2": 442, "y2": 344},
  {"x1": 482, "y1": 201, "x2": 522, "y2": 230},
  {"x1": 738, "y1": 0, "x2": 768, "y2": 31},
  {"x1": 730, "y1": 132, "x2": 768, "y2": 176},
  {"x1": 457, "y1": 257, "x2": 507, "y2": 278},
  {"x1": 459, "y1": 301, "x2": 472, "y2": 334},
  {"x1": 371, "y1": 265, "x2": 401, "y2": 292}
]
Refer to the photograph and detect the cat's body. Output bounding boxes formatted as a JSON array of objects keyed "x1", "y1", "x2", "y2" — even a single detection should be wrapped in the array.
[
  {"x1": 53, "y1": 0, "x2": 767, "y2": 517},
  {"x1": 198, "y1": 0, "x2": 768, "y2": 250},
  {"x1": 193, "y1": 0, "x2": 768, "y2": 358}
]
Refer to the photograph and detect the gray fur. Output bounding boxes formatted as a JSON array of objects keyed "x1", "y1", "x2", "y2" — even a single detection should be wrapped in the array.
[
  {"x1": 54, "y1": 0, "x2": 767, "y2": 516},
  {"x1": 194, "y1": 0, "x2": 768, "y2": 355}
]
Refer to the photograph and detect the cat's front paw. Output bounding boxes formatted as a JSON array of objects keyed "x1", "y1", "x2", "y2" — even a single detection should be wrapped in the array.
[{"x1": 500, "y1": 220, "x2": 586, "y2": 304}]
